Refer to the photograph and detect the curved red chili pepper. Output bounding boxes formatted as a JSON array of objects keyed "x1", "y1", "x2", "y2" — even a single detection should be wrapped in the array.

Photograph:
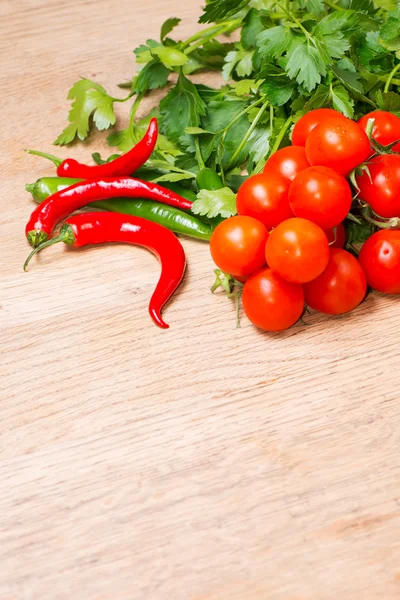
[
  {"x1": 24, "y1": 212, "x2": 186, "y2": 329},
  {"x1": 57, "y1": 119, "x2": 158, "y2": 179},
  {"x1": 26, "y1": 177, "x2": 193, "y2": 247}
]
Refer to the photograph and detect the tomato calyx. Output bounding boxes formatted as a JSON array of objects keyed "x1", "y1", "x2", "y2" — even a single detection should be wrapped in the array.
[
  {"x1": 361, "y1": 206, "x2": 400, "y2": 230},
  {"x1": 349, "y1": 163, "x2": 372, "y2": 191},
  {"x1": 210, "y1": 269, "x2": 244, "y2": 328}
]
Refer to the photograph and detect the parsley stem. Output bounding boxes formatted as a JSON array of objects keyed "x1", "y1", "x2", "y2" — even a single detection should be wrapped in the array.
[
  {"x1": 216, "y1": 97, "x2": 264, "y2": 136},
  {"x1": 227, "y1": 100, "x2": 269, "y2": 169},
  {"x1": 275, "y1": 1, "x2": 311, "y2": 38},
  {"x1": 194, "y1": 138, "x2": 205, "y2": 170},
  {"x1": 384, "y1": 63, "x2": 400, "y2": 93},
  {"x1": 323, "y1": 0, "x2": 348, "y2": 11},
  {"x1": 268, "y1": 115, "x2": 293, "y2": 157},
  {"x1": 129, "y1": 92, "x2": 145, "y2": 128},
  {"x1": 25, "y1": 149, "x2": 62, "y2": 167},
  {"x1": 113, "y1": 90, "x2": 136, "y2": 103},
  {"x1": 183, "y1": 20, "x2": 241, "y2": 55},
  {"x1": 270, "y1": 106, "x2": 274, "y2": 135}
]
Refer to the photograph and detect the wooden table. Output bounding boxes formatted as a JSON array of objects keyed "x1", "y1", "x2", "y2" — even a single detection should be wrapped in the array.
[{"x1": 2, "y1": 1, "x2": 400, "y2": 598}]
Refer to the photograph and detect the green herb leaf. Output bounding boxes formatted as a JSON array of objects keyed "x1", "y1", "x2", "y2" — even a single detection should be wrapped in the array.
[
  {"x1": 134, "y1": 39, "x2": 161, "y2": 64},
  {"x1": 54, "y1": 79, "x2": 117, "y2": 145},
  {"x1": 160, "y1": 17, "x2": 181, "y2": 41},
  {"x1": 160, "y1": 72, "x2": 206, "y2": 144},
  {"x1": 241, "y1": 9, "x2": 264, "y2": 49},
  {"x1": 332, "y1": 63, "x2": 364, "y2": 94},
  {"x1": 192, "y1": 187, "x2": 237, "y2": 218},
  {"x1": 222, "y1": 48, "x2": 254, "y2": 80},
  {"x1": 256, "y1": 26, "x2": 293, "y2": 59},
  {"x1": 199, "y1": 0, "x2": 250, "y2": 24},
  {"x1": 134, "y1": 60, "x2": 171, "y2": 94},
  {"x1": 376, "y1": 90, "x2": 400, "y2": 115},
  {"x1": 286, "y1": 39, "x2": 327, "y2": 92},
  {"x1": 379, "y1": 10, "x2": 400, "y2": 51},
  {"x1": 298, "y1": 0, "x2": 325, "y2": 16},
  {"x1": 330, "y1": 84, "x2": 354, "y2": 117},
  {"x1": 259, "y1": 68, "x2": 296, "y2": 106}
]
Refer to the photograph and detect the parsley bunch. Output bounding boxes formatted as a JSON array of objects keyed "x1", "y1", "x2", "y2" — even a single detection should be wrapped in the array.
[{"x1": 56, "y1": 0, "x2": 400, "y2": 219}]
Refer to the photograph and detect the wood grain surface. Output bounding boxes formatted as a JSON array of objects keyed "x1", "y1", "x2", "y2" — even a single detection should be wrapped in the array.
[{"x1": 2, "y1": 1, "x2": 400, "y2": 598}]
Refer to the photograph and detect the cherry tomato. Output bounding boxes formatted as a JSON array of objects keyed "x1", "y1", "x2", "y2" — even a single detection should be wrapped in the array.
[
  {"x1": 304, "y1": 249, "x2": 367, "y2": 314},
  {"x1": 289, "y1": 165, "x2": 352, "y2": 229},
  {"x1": 305, "y1": 116, "x2": 371, "y2": 176},
  {"x1": 210, "y1": 215, "x2": 268, "y2": 278},
  {"x1": 236, "y1": 173, "x2": 292, "y2": 230},
  {"x1": 242, "y1": 268, "x2": 304, "y2": 331},
  {"x1": 265, "y1": 217, "x2": 330, "y2": 284},
  {"x1": 358, "y1": 230, "x2": 400, "y2": 294},
  {"x1": 356, "y1": 154, "x2": 400, "y2": 218},
  {"x1": 358, "y1": 110, "x2": 400, "y2": 153},
  {"x1": 323, "y1": 223, "x2": 346, "y2": 248},
  {"x1": 263, "y1": 146, "x2": 310, "y2": 181},
  {"x1": 292, "y1": 108, "x2": 345, "y2": 146}
]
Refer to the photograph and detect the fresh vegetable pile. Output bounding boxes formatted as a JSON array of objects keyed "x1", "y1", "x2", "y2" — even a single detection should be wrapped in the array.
[{"x1": 24, "y1": 0, "x2": 400, "y2": 330}]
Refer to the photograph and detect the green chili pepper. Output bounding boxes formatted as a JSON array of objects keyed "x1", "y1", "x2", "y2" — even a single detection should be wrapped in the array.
[
  {"x1": 26, "y1": 177, "x2": 211, "y2": 241},
  {"x1": 196, "y1": 168, "x2": 224, "y2": 191}
]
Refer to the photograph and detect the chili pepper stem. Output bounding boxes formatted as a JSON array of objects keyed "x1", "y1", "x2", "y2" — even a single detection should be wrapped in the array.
[
  {"x1": 24, "y1": 224, "x2": 75, "y2": 271},
  {"x1": 27, "y1": 229, "x2": 49, "y2": 248},
  {"x1": 25, "y1": 149, "x2": 62, "y2": 167}
]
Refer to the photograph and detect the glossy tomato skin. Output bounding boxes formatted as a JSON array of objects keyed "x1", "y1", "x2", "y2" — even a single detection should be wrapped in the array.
[
  {"x1": 210, "y1": 215, "x2": 268, "y2": 278},
  {"x1": 356, "y1": 154, "x2": 400, "y2": 218},
  {"x1": 289, "y1": 165, "x2": 352, "y2": 229},
  {"x1": 358, "y1": 230, "x2": 400, "y2": 293},
  {"x1": 265, "y1": 217, "x2": 330, "y2": 284},
  {"x1": 292, "y1": 108, "x2": 344, "y2": 147},
  {"x1": 263, "y1": 146, "x2": 310, "y2": 181},
  {"x1": 236, "y1": 172, "x2": 292, "y2": 230},
  {"x1": 324, "y1": 223, "x2": 346, "y2": 248},
  {"x1": 304, "y1": 249, "x2": 367, "y2": 314},
  {"x1": 358, "y1": 110, "x2": 400, "y2": 153},
  {"x1": 305, "y1": 116, "x2": 371, "y2": 176},
  {"x1": 242, "y1": 268, "x2": 305, "y2": 332}
]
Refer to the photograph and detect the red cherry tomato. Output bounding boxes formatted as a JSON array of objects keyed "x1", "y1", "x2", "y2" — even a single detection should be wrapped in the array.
[
  {"x1": 236, "y1": 173, "x2": 292, "y2": 230},
  {"x1": 305, "y1": 116, "x2": 371, "y2": 176},
  {"x1": 323, "y1": 223, "x2": 346, "y2": 248},
  {"x1": 289, "y1": 165, "x2": 352, "y2": 229},
  {"x1": 358, "y1": 230, "x2": 400, "y2": 294},
  {"x1": 265, "y1": 217, "x2": 330, "y2": 284},
  {"x1": 356, "y1": 154, "x2": 400, "y2": 218},
  {"x1": 242, "y1": 268, "x2": 304, "y2": 331},
  {"x1": 263, "y1": 146, "x2": 310, "y2": 181},
  {"x1": 292, "y1": 108, "x2": 345, "y2": 146},
  {"x1": 210, "y1": 215, "x2": 268, "y2": 278},
  {"x1": 358, "y1": 110, "x2": 400, "y2": 153},
  {"x1": 304, "y1": 248, "x2": 367, "y2": 314}
]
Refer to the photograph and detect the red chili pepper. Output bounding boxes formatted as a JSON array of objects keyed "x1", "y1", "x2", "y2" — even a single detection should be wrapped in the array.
[
  {"x1": 26, "y1": 177, "x2": 193, "y2": 247},
  {"x1": 57, "y1": 119, "x2": 158, "y2": 178},
  {"x1": 24, "y1": 212, "x2": 186, "y2": 329}
]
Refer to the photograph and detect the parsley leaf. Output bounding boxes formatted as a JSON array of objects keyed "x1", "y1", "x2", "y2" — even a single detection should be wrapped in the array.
[
  {"x1": 379, "y1": 10, "x2": 400, "y2": 51},
  {"x1": 160, "y1": 17, "x2": 181, "y2": 41},
  {"x1": 192, "y1": 187, "x2": 237, "y2": 218},
  {"x1": 259, "y1": 67, "x2": 296, "y2": 106},
  {"x1": 376, "y1": 90, "x2": 400, "y2": 115},
  {"x1": 133, "y1": 60, "x2": 170, "y2": 94},
  {"x1": 199, "y1": 0, "x2": 250, "y2": 24},
  {"x1": 55, "y1": 79, "x2": 116, "y2": 145},
  {"x1": 256, "y1": 26, "x2": 293, "y2": 58},
  {"x1": 222, "y1": 48, "x2": 254, "y2": 80},
  {"x1": 160, "y1": 72, "x2": 206, "y2": 144},
  {"x1": 331, "y1": 84, "x2": 354, "y2": 117},
  {"x1": 241, "y1": 9, "x2": 264, "y2": 49},
  {"x1": 286, "y1": 40, "x2": 327, "y2": 92}
]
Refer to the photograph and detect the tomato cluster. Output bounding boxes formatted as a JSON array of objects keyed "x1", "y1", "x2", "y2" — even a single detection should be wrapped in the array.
[{"x1": 210, "y1": 108, "x2": 400, "y2": 332}]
